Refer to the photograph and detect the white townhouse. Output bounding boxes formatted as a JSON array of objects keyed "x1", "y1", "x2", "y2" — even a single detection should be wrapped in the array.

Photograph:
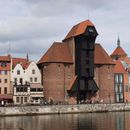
[
  {"x1": 12, "y1": 58, "x2": 44, "y2": 104},
  {"x1": 25, "y1": 61, "x2": 41, "y2": 84}
]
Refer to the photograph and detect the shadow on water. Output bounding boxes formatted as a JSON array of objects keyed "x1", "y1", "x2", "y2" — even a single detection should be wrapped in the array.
[{"x1": 0, "y1": 112, "x2": 130, "y2": 130}]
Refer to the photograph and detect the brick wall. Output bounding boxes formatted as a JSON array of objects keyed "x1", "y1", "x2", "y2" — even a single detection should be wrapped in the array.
[
  {"x1": 42, "y1": 63, "x2": 74, "y2": 103},
  {"x1": 95, "y1": 65, "x2": 115, "y2": 103}
]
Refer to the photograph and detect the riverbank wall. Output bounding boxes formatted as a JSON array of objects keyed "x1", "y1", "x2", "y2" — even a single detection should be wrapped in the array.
[{"x1": 0, "y1": 103, "x2": 130, "y2": 116}]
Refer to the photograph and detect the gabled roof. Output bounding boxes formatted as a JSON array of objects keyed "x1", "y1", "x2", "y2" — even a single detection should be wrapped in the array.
[
  {"x1": 0, "y1": 55, "x2": 11, "y2": 62},
  {"x1": 63, "y1": 20, "x2": 94, "y2": 41},
  {"x1": 111, "y1": 46, "x2": 127, "y2": 58},
  {"x1": 38, "y1": 42, "x2": 73, "y2": 64},
  {"x1": 114, "y1": 60, "x2": 126, "y2": 73},
  {"x1": 12, "y1": 58, "x2": 30, "y2": 69},
  {"x1": 94, "y1": 44, "x2": 114, "y2": 65}
]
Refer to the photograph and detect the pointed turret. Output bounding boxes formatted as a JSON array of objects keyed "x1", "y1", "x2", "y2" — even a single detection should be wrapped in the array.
[
  {"x1": 26, "y1": 53, "x2": 29, "y2": 62},
  {"x1": 117, "y1": 35, "x2": 120, "y2": 47},
  {"x1": 111, "y1": 37, "x2": 127, "y2": 60}
]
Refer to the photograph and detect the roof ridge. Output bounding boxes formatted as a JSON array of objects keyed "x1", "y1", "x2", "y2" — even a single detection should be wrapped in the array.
[{"x1": 63, "y1": 19, "x2": 94, "y2": 41}]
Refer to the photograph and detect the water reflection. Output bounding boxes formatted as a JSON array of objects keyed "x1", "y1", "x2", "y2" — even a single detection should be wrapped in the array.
[{"x1": 0, "y1": 112, "x2": 130, "y2": 130}]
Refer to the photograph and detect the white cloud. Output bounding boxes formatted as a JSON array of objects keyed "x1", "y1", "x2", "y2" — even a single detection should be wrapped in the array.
[{"x1": 0, "y1": 0, "x2": 130, "y2": 61}]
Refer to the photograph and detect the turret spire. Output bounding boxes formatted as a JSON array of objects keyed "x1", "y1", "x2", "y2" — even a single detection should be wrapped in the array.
[
  {"x1": 117, "y1": 34, "x2": 120, "y2": 47},
  {"x1": 26, "y1": 53, "x2": 29, "y2": 62}
]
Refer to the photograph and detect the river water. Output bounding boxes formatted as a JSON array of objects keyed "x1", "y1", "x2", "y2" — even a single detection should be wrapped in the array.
[{"x1": 0, "y1": 112, "x2": 129, "y2": 130}]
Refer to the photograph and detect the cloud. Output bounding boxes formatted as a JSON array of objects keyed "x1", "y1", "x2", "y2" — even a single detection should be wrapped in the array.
[{"x1": 0, "y1": 0, "x2": 130, "y2": 61}]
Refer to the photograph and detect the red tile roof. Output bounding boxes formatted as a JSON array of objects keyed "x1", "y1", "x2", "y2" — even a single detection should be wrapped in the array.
[
  {"x1": 0, "y1": 64, "x2": 10, "y2": 71},
  {"x1": 38, "y1": 42, "x2": 73, "y2": 64},
  {"x1": 114, "y1": 60, "x2": 126, "y2": 73},
  {"x1": 38, "y1": 43, "x2": 114, "y2": 65},
  {"x1": 123, "y1": 57, "x2": 130, "y2": 64},
  {"x1": 0, "y1": 55, "x2": 11, "y2": 71},
  {"x1": 63, "y1": 20, "x2": 94, "y2": 40},
  {"x1": 12, "y1": 58, "x2": 30, "y2": 69},
  {"x1": 111, "y1": 46, "x2": 127, "y2": 58},
  {"x1": 94, "y1": 44, "x2": 114, "y2": 65},
  {"x1": 0, "y1": 55, "x2": 11, "y2": 62}
]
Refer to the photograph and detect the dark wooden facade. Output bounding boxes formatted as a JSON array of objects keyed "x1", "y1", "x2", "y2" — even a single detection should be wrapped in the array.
[{"x1": 74, "y1": 26, "x2": 98, "y2": 102}]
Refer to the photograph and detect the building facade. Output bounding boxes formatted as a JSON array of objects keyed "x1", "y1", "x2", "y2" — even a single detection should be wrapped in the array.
[
  {"x1": 0, "y1": 55, "x2": 13, "y2": 105},
  {"x1": 12, "y1": 58, "x2": 44, "y2": 104},
  {"x1": 111, "y1": 38, "x2": 130, "y2": 103},
  {"x1": 38, "y1": 20, "x2": 115, "y2": 104},
  {"x1": 94, "y1": 44, "x2": 115, "y2": 103}
]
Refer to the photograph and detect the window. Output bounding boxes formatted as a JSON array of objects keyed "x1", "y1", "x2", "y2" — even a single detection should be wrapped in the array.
[
  {"x1": 115, "y1": 85, "x2": 118, "y2": 92},
  {"x1": 16, "y1": 97, "x2": 19, "y2": 103},
  {"x1": 30, "y1": 77, "x2": 33, "y2": 82},
  {"x1": 16, "y1": 87, "x2": 20, "y2": 92},
  {"x1": 31, "y1": 88, "x2": 36, "y2": 92},
  {"x1": 32, "y1": 69, "x2": 35, "y2": 74},
  {"x1": 4, "y1": 71, "x2": 7, "y2": 75},
  {"x1": 17, "y1": 70, "x2": 20, "y2": 75},
  {"x1": 14, "y1": 78, "x2": 17, "y2": 85},
  {"x1": 37, "y1": 88, "x2": 43, "y2": 92},
  {"x1": 20, "y1": 78, "x2": 23, "y2": 85},
  {"x1": 4, "y1": 87, "x2": 7, "y2": 94},
  {"x1": 0, "y1": 71, "x2": 7, "y2": 75},
  {"x1": 1, "y1": 62, "x2": 7, "y2": 67},
  {"x1": 114, "y1": 74, "x2": 124, "y2": 103},
  {"x1": 34, "y1": 77, "x2": 37, "y2": 82},
  {"x1": 115, "y1": 75, "x2": 118, "y2": 83},
  {"x1": 24, "y1": 97, "x2": 27, "y2": 102},
  {"x1": 116, "y1": 94, "x2": 119, "y2": 102},
  {"x1": 119, "y1": 84, "x2": 123, "y2": 92},
  {"x1": 129, "y1": 73, "x2": 130, "y2": 84},
  {"x1": 4, "y1": 79, "x2": 7, "y2": 83},
  {"x1": 23, "y1": 87, "x2": 27, "y2": 92},
  {"x1": 119, "y1": 74, "x2": 123, "y2": 83}
]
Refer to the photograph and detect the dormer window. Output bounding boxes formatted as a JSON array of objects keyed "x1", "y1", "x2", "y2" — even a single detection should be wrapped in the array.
[
  {"x1": 1, "y1": 62, "x2": 7, "y2": 67},
  {"x1": 88, "y1": 27, "x2": 94, "y2": 33}
]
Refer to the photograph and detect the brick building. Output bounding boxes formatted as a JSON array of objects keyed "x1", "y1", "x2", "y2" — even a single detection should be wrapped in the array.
[
  {"x1": 38, "y1": 20, "x2": 115, "y2": 104},
  {"x1": 38, "y1": 42, "x2": 74, "y2": 103},
  {"x1": 111, "y1": 37, "x2": 130, "y2": 103},
  {"x1": 94, "y1": 44, "x2": 115, "y2": 103},
  {"x1": 0, "y1": 55, "x2": 13, "y2": 105}
]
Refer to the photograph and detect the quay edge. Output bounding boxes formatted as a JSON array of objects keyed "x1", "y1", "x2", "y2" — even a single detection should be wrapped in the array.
[{"x1": 0, "y1": 103, "x2": 130, "y2": 117}]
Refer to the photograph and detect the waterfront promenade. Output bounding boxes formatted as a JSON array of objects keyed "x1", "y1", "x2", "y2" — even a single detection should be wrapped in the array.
[{"x1": 0, "y1": 103, "x2": 130, "y2": 116}]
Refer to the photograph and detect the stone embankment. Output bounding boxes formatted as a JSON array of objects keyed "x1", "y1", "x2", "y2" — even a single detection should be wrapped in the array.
[{"x1": 0, "y1": 103, "x2": 130, "y2": 116}]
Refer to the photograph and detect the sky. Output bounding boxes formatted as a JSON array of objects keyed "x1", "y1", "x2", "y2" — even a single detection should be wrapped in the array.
[{"x1": 0, "y1": 0, "x2": 130, "y2": 61}]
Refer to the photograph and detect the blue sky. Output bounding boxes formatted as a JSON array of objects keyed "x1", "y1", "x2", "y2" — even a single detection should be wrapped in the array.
[{"x1": 0, "y1": 0, "x2": 130, "y2": 61}]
